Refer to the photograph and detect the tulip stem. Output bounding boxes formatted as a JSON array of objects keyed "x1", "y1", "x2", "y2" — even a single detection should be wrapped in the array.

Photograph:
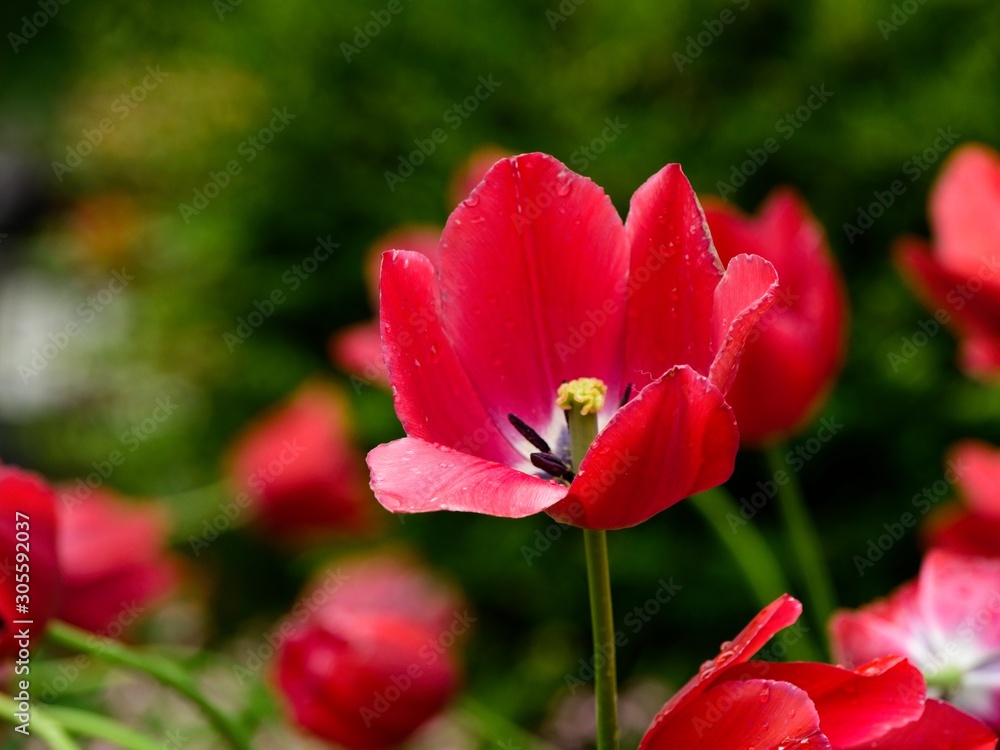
[
  {"x1": 766, "y1": 444, "x2": 836, "y2": 653},
  {"x1": 0, "y1": 693, "x2": 81, "y2": 750},
  {"x1": 691, "y1": 487, "x2": 820, "y2": 661},
  {"x1": 38, "y1": 705, "x2": 164, "y2": 750},
  {"x1": 44, "y1": 621, "x2": 251, "y2": 750},
  {"x1": 565, "y1": 402, "x2": 619, "y2": 750}
]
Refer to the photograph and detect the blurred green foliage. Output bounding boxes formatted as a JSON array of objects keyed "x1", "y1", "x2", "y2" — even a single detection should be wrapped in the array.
[{"x1": 3, "y1": 0, "x2": 1000, "y2": 738}]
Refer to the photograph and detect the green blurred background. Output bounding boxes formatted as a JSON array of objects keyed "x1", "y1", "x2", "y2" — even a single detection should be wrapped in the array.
[{"x1": 2, "y1": 0, "x2": 1000, "y2": 744}]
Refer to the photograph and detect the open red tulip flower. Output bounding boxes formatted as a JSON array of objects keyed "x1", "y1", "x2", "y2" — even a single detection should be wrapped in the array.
[
  {"x1": 927, "y1": 439, "x2": 1000, "y2": 557},
  {"x1": 896, "y1": 143, "x2": 1000, "y2": 379},
  {"x1": 55, "y1": 488, "x2": 177, "y2": 634},
  {"x1": 367, "y1": 153, "x2": 779, "y2": 530},
  {"x1": 274, "y1": 554, "x2": 466, "y2": 750},
  {"x1": 0, "y1": 464, "x2": 61, "y2": 657},
  {"x1": 703, "y1": 189, "x2": 847, "y2": 446},
  {"x1": 227, "y1": 381, "x2": 377, "y2": 539},
  {"x1": 640, "y1": 594, "x2": 996, "y2": 749},
  {"x1": 831, "y1": 550, "x2": 1000, "y2": 733}
]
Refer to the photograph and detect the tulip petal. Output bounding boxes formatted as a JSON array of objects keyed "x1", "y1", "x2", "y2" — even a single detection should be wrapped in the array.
[
  {"x1": 870, "y1": 699, "x2": 997, "y2": 750},
  {"x1": 547, "y1": 365, "x2": 738, "y2": 530},
  {"x1": 829, "y1": 583, "x2": 924, "y2": 668},
  {"x1": 367, "y1": 437, "x2": 568, "y2": 519},
  {"x1": 931, "y1": 144, "x2": 1000, "y2": 280},
  {"x1": 639, "y1": 679, "x2": 830, "y2": 750},
  {"x1": 709, "y1": 253, "x2": 779, "y2": 393},
  {"x1": 623, "y1": 164, "x2": 723, "y2": 389},
  {"x1": 642, "y1": 595, "x2": 803, "y2": 735},
  {"x1": 896, "y1": 238, "x2": 1000, "y2": 378},
  {"x1": 380, "y1": 250, "x2": 525, "y2": 466},
  {"x1": 918, "y1": 550, "x2": 1000, "y2": 653},
  {"x1": 719, "y1": 656, "x2": 927, "y2": 747},
  {"x1": 437, "y1": 152, "x2": 629, "y2": 437},
  {"x1": 950, "y1": 440, "x2": 1000, "y2": 520}
]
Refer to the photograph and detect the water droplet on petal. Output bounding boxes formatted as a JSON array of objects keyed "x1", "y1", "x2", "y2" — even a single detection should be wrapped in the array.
[
  {"x1": 463, "y1": 194, "x2": 480, "y2": 208},
  {"x1": 557, "y1": 181, "x2": 572, "y2": 197}
]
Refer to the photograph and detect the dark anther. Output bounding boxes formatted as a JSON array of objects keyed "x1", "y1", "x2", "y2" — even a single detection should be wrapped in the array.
[
  {"x1": 508, "y1": 413, "x2": 551, "y2": 453},
  {"x1": 619, "y1": 382, "x2": 634, "y2": 408},
  {"x1": 530, "y1": 452, "x2": 572, "y2": 479}
]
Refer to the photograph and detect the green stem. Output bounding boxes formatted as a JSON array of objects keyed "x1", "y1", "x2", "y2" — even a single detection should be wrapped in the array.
[
  {"x1": 42, "y1": 706, "x2": 163, "y2": 750},
  {"x1": 45, "y1": 621, "x2": 251, "y2": 750},
  {"x1": 691, "y1": 487, "x2": 819, "y2": 661},
  {"x1": 765, "y1": 444, "x2": 837, "y2": 654},
  {"x1": 566, "y1": 405, "x2": 619, "y2": 750},
  {"x1": 0, "y1": 693, "x2": 81, "y2": 750},
  {"x1": 455, "y1": 697, "x2": 560, "y2": 750}
]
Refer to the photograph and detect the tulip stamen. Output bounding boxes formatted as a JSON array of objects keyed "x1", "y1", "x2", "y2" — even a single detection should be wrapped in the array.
[
  {"x1": 530, "y1": 452, "x2": 575, "y2": 481},
  {"x1": 557, "y1": 377, "x2": 607, "y2": 416},
  {"x1": 508, "y1": 413, "x2": 551, "y2": 453}
]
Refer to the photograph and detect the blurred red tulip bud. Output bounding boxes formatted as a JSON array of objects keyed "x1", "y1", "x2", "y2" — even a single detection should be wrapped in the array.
[
  {"x1": 227, "y1": 382, "x2": 379, "y2": 540},
  {"x1": 55, "y1": 488, "x2": 177, "y2": 635},
  {"x1": 275, "y1": 554, "x2": 467, "y2": 750},
  {"x1": 704, "y1": 189, "x2": 848, "y2": 446}
]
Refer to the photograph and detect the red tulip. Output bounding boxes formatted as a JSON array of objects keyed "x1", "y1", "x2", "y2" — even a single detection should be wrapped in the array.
[
  {"x1": 641, "y1": 595, "x2": 996, "y2": 749},
  {"x1": 0, "y1": 464, "x2": 61, "y2": 657},
  {"x1": 227, "y1": 381, "x2": 377, "y2": 539},
  {"x1": 896, "y1": 143, "x2": 1000, "y2": 379},
  {"x1": 831, "y1": 550, "x2": 1000, "y2": 732},
  {"x1": 927, "y1": 440, "x2": 1000, "y2": 557},
  {"x1": 55, "y1": 488, "x2": 176, "y2": 634},
  {"x1": 367, "y1": 153, "x2": 779, "y2": 530},
  {"x1": 274, "y1": 554, "x2": 466, "y2": 750},
  {"x1": 703, "y1": 189, "x2": 847, "y2": 445}
]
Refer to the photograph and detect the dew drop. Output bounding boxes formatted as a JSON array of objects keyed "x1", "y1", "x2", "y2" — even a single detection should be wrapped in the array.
[
  {"x1": 463, "y1": 195, "x2": 480, "y2": 208},
  {"x1": 557, "y1": 181, "x2": 572, "y2": 197}
]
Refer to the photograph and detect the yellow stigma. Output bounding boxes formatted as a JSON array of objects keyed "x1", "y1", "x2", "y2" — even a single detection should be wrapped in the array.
[{"x1": 556, "y1": 377, "x2": 608, "y2": 415}]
